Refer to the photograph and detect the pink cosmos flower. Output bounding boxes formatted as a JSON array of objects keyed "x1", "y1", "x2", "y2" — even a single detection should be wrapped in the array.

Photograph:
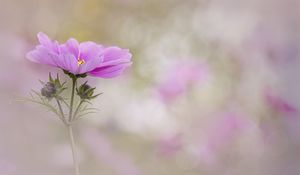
[{"x1": 26, "y1": 32, "x2": 132, "y2": 78}]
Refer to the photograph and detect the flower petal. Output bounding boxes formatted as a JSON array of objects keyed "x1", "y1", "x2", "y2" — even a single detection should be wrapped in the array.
[
  {"x1": 98, "y1": 59, "x2": 131, "y2": 67},
  {"x1": 26, "y1": 46, "x2": 59, "y2": 66},
  {"x1": 37, "y1": 32, "x2": 60, "y2": 53},
  {"x1": 88, "y1": 46, "x2": 132, "y2": 78},
  {"x1": 60, "y1": 38, "x2": 79, "y2": 58},
  {"x1": 77, "y1": 55, "x2": 104, "y2": 74},
  {"x1": 88, "y1": 62, "x2": 132, "y2": 78},
  {"x1": 57, "y1": 54, "x2": 79, "y2": 74},
  {"x1": 102, "y1": 47, "x2": 132, "y2": 62},
  {"x1": 79, "y1": 41, "x2": 104, "y2": 62}
]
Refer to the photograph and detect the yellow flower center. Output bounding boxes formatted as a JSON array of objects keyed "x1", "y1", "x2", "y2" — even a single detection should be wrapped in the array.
[{"x1": 77, "y1": 58, "x2": 85, "y2": 66}]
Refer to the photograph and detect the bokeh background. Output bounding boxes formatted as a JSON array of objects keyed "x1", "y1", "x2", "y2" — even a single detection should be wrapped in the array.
[{"x1": 1, "y1": 0, "x2": 300, "y2": 174}]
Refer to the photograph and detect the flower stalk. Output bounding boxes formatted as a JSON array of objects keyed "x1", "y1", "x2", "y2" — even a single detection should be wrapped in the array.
[
  {"x1": 69, "y1": 77, "x2": 77, "y2": 122},
  {"x1": 68, "y1": 124, "x2": 80, "y2": 175},
  {"x1": 67, "y1": 76, "x2": 80, "y2": 175}
]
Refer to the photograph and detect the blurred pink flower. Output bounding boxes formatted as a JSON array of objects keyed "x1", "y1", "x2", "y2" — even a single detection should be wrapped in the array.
[
  {"x1": 82, "y1": 129, "x2": 141, "y2": 175},
  {"x1": 157, "y1": 60, "x2": 208, "y2": 103},
  {"x1": 26, "y1": 32, "x2": 132, "y2": 78},
  {"x1": 263, "y1": 89, "x2": 300, "y2": 143},
  {"x1": 156, "y1": 133, "x2": 182, "y2": 158},
  {"x1": 264, "y1": 90, "x2": 297, "y2": 114}
]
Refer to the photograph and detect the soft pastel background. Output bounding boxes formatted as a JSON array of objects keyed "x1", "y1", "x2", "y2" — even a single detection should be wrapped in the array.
[{"x1": 1, "y1": 0, "x2": 300, "y2": 174}]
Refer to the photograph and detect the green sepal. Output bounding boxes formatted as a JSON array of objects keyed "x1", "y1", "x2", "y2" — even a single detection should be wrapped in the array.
[{"x1": 63, "y1": 69, "x2": 87, "y2": 79}]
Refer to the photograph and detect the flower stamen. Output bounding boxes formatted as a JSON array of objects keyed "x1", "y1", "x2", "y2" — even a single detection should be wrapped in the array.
[{"x1": 77, "y1": 58, "x2": 85, "y2": 66}]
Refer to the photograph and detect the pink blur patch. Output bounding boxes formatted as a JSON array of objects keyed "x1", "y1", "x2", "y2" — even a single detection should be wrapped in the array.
[
  {"x1": 82, "y1": 129, "x2": 141, "y2": 175},
  {"x1": 157, "y1": 60, "x2": 209, "y2": 103},
  {"x1": 264, "y1": 90, "x2": 297, "y2": 114},
  {"x1": 156, "y1": 133, "x2": 182, "y2": 158}
]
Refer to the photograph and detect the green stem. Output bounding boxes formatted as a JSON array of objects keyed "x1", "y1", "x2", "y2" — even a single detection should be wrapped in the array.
[
  {"x1": 69, "y1": 77, "x2": 77, "y2": 122},
  {"x1": 68, "y1": 125, "x2": 80, "y2": 175},
  {"x1": 67, "y1": 77, "x2": 80, "y2": 175}
]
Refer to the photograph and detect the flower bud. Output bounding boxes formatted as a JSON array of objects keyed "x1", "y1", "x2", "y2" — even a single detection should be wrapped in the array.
[
  {"x1": 80, "y1": 84, "x2": 91, "y2": 93},
  {"x1": 77, "y1": 82, "x2": 100, "y2": 100},
  {"x1": 41, "y1": 82, "x2": 56, "y2": 98},
  {"x1": 39, "y1": 73, "x2": 67, "y2": 100}
]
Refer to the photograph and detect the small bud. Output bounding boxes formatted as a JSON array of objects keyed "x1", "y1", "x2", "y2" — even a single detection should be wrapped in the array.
[
  {"x1": 39, "y1": 73, "x2": 67, "y2": 100},
  {"x1": 77, "y1": 82, "x2": 101, "y2": 100},
  {"x1": 41, "y1": 82, "x2": 56, "y2": 99},
  {"x1": 81, "y1": 84, "x2": 91, "y2": 92}
]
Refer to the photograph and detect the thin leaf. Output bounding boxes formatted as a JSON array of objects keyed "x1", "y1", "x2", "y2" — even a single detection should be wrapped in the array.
[
  {"x1": 76, "y1": 111, "x2": 98, "y2": 119},
  {"x1": 49, "y1": 72, "x2": 53, "y2": 82},
  {"x1": 39, "y1": 80, "x2": 45, "y2": 85}
]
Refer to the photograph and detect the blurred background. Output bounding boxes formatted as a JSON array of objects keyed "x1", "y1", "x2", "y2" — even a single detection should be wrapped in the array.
[{"x1": 1, "y1": 0, "x2": 300, "y2": 174}]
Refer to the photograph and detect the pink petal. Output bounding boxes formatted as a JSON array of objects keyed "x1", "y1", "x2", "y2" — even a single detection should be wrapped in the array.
[
  {"x1": 79, "y1": 41, "x2": 104, "y2": 62},
  {"x1": 60, "y1": 38, "x2": 79, "y2": 58},
  {"x1": 102, "y1": 47, "x2": 132, "y2": 62},
  {"x1": 26, "y1": 46, "x2": 59, "y2": 66},
  {"x1": 77, "y1": 55, "x2": 103, "y2": 74},
  {"x1": 57, "y1": 54, "x2": 79, "y2": 74},
  {"x1": 89, "y1": 62, "x2": 132, "y2": 78},
  {"x1": 37, "y1": 32, "x2": 60, "y2": 53}
]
